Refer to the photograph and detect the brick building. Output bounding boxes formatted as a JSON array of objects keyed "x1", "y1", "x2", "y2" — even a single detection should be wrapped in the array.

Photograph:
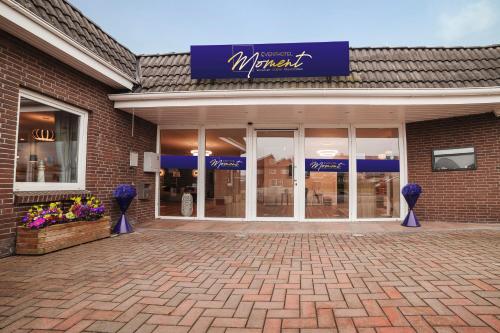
[{"x1": 0, "y1": 0, "x2": 498, "y2": 257}]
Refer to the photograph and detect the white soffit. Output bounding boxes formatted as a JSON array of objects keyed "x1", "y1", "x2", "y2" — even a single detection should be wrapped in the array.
[
  {"x1": 109, "y1": 88, "x2": 500, "y2": 125},
  {"x1": 0, "y1": 0, "x2": 136, "y2": 89}
]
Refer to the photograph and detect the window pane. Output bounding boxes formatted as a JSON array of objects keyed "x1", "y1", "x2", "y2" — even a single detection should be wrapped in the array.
[
  {"x1": 256, "y1": 130, "x2": 295, "y2": 218},
  {"x1": 305, "y1": 128, "x2": 349, "y2": 219},
  {"x1": 16, "y1": 97, "x2": 80, "y2": 183},
  {"x1": 160, "y1": 129, "x2": 198, "y2": 217},
  {"x1": 356, "y1": 128, "x2": 400, "y2": 218},
  {"x1": 433, "y1": 147, "x2": 476, "y2": 170},
  {"x1": 205, "y1": 129, "x2": 246, "y2": 218}
]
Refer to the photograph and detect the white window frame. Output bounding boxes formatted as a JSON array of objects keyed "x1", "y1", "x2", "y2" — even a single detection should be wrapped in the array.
[
  {"x1": 13, "y1": 89, "x2": 88, "y2": 191},
  {"x1": 352, "y1": 124, "x2": 406, "y2": 221}
]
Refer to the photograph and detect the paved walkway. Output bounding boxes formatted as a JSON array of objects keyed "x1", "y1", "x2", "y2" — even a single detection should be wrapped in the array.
[
  {"x1": 141, "y1": 220, "x2": 500, "y2": 234},
  {"x1": 0, "y1": 223, "x2": 499, "y2": 333}
]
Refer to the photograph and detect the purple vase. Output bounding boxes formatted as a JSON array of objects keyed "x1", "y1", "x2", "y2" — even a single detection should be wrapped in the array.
[
  {"x1": 113, "y1": 195, "x2": 134, "y2": 234},
  {"x1": 401, "y1": 184, "x2": 422, "y2": 227}
]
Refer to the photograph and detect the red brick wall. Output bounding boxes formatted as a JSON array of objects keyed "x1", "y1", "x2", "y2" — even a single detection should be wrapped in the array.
[
  {"x1": 406, "y1": 112, "x2": 500, "y2": 223},
  {"x1": 0, "y1": 30, "x2": 157, "y2": 257}
]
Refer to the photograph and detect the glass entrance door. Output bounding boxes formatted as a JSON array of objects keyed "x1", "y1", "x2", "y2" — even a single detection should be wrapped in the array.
[{"x1": 255, "y1": 130, "x2": 297, "y2": 219}]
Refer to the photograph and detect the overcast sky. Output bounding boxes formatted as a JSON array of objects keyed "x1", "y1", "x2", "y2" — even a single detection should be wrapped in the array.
[{"x1": 70, "y1": 0, "x2": 500, "y2": 54}]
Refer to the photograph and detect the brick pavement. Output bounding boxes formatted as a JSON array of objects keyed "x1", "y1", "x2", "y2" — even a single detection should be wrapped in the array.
[{"x1": 0, "y1": 229, "x2": 499, "y2": 332}]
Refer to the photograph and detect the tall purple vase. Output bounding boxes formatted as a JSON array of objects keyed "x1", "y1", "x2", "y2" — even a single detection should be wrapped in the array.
[
  {"x1": 113, "y1": 196, "x2": 134, "y2": 233},
  {"x1": 112, "y1": 184, "x2": 137, "y2": 234},
  {"x1": 401, "y1": 183, "x2": 422, "y2": 227}
]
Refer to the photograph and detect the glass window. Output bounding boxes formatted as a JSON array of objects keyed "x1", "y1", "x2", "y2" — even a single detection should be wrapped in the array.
[
  {"x1": 205, "y1": 129, "x2": 246, "y2": 218},
  {"x1": 356, "y1": 128, "x2": 400, "y2": 218},
  {"x1": 256, "y1": 130, "x2": 295, "y2": 218},
  {"x1": 15, "y1": 95, "x2": 86, "y2": 190},
  {"x1": 159, "y1": 129, "x2": 198, "y2": 217},
  {"x1": 304, "y1": 128, "x2": 349, "y2": 219},
  {"x1": 432, "y1": 147, "x2": 476, "y2": 171}
]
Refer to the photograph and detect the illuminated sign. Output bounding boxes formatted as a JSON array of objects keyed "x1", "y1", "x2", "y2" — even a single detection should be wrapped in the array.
[{"x1": 191, "y1": 41, "x2": 349, "y2": 79}]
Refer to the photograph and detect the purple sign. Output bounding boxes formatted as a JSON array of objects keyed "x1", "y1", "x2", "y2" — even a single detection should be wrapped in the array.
[
  {"x1": 206, "y1": 156, "x2": 246, "y2": 170},
  {"x1": 306, "y1": 159, "x2": 349, "y2": 172},
  {"x1": 356, "y1": 159, "x2": 400, "y2": 172},
  {"x1": 191, "y1": 41, "x2": 349, "y2": 79},
  {"x1": 161, "y1": 155, "x2": 197, "y2": 169}
]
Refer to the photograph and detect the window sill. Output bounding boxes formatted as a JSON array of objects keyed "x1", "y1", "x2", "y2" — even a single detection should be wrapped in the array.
[{"x1": 14, "y1": 190, "x2": 91, "y2": 205}]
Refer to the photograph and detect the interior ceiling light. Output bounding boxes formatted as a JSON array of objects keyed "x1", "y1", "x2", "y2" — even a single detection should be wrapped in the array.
[
  {"x1": 191, "y1": 150, "x2": 212, "y2": 156},
  {"x1": 316, "y1": 149, "x2": 338, "y2": 157},
  {"x1": 32, "y1": 129, "x2": 55, "y2": 142}
]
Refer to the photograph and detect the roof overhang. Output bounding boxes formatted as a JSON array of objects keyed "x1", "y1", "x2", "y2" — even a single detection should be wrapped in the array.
[
  {"x1": 109, "y1": 87, "x2": 500, "y2": 125},
  {"x1": 0, "y1": 0, "x2": 136, "y2": 89}
]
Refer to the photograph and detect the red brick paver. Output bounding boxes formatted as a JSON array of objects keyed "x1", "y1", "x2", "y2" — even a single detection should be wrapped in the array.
[{"x1": 0, "y1": 228, "x2": 499, "y2": 332}]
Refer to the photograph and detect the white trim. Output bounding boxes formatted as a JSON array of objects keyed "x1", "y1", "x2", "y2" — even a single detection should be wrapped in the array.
[
  {"x1": 348, "y1": 125, "x2": 356, "y2": 221},
  {"x1": 14, "y1": 89, "x2": 88, "y2": 192},
  {"x1": 155, "y1": 125, "x2": 160, "y2": 219},
  {"x1": 0, "y1": 0, "x2": 135, "y2": 89},
  {"x1": 400, "y1": 124, "x2": 409, "y2": 219},
  {"x1": 197, "y1": 127, "x2": 205, "y2": 218},
  {"x1": 109, "y1": 87, "x2": 500, "y2": 109}
]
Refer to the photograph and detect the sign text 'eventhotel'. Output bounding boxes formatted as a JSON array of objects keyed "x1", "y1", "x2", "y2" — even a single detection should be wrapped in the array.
[{"x1": 190, "y1": 41, "x2": 349, "y2": 79}]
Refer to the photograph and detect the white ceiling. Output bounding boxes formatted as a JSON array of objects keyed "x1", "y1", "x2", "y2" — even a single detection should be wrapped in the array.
[{"x1": 119, "y1": 103, "x2": 498, "y2": 126}]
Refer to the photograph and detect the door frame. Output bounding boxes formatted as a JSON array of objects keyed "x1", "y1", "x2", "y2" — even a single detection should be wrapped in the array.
[{"x1": 251, "y1": 127, "x2": 300, "y2": 221}]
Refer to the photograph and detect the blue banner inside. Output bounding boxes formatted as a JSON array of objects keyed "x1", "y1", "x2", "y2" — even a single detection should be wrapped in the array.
[
  {"x1": 161, "y1": 155, "x2": 197, "y2": 169},
  {"x1": 305, "y1": 159, "x2": 349, "y2": 172},
  {"x1": 161, "y1": 155, "x2": 246, "y2": 171},
  {"x1": 206, "y1": 156, "x2": 246, "y2": 170},
  {"x1": 356, "y1": 159, "x2": 400, "y2": 172}
]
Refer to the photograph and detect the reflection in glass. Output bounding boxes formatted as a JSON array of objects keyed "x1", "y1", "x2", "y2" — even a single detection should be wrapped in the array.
[
  {"x1": 205, "y1": 129, "x2": 246, "y2": 218},
  {"x1": 305, "y1": 128, "x2": 349, "y2": 218},
  {"x1": 16, "y1": 97, "x2": 80, "y2": 183},
  {"x1": 159, "y1": 129, "x2": 198, "y2": 217},
  {"x1": 356, "y1": 128, "x2": 400, "y2": 218},
  {"x1": 256, "y1": 130, "x2": 295, "y2": 218},
  {"x1": 432, "y1": 147, "x2": 476, "y2": 170}
]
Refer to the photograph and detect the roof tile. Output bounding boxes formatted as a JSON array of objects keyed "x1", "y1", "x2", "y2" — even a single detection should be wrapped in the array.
[
  {"x1": 134, "y1": 46, "x2": 500, "y2": 92},
  {"x1": 14, "y1": 0, "x2": 137, "y2": 79}
]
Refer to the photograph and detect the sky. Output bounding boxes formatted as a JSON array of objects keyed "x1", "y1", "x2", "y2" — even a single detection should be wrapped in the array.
[{"x1": 70, "y1": 0, "x2": 500, "y2": 54}]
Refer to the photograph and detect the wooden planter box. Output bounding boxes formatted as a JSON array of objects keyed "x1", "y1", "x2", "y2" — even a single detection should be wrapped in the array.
[{"x1": 16, "y1": 216, "x2": 111, "y2": 255}]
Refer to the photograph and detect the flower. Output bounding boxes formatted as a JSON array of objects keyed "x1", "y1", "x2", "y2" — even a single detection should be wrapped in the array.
[
  {"x1": 402, "y1": 183, "x2": 422, "y2": 197},
  {"x1": 113, "y1": 184, "x2": 137, "y2": 199},
  {"x1": 21, "y1": 197, "x2": 105, "y2": 229}
]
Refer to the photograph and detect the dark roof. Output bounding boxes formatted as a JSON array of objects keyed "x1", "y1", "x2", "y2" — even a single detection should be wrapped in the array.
[
  {"x1": 10, "y1": 0, "x2": 500, "y2": 91},
  {"x1": 136, "y1": 45, "x2": 500, "y2": 92},
  {"x1": 14, "y1": 0, "x2": 137, "y2": 79}
]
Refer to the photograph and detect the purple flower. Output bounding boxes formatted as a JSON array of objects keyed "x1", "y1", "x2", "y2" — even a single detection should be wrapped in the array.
[
  {"x1": 113, "y1": 184, "x2": 137, "y2": 199},
  {"x1": 402, "y1": 183, "x2": 422, "y2": 197},
  {"x1": 29, "y1": 217, "x2": 46, "y2": 229}
]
